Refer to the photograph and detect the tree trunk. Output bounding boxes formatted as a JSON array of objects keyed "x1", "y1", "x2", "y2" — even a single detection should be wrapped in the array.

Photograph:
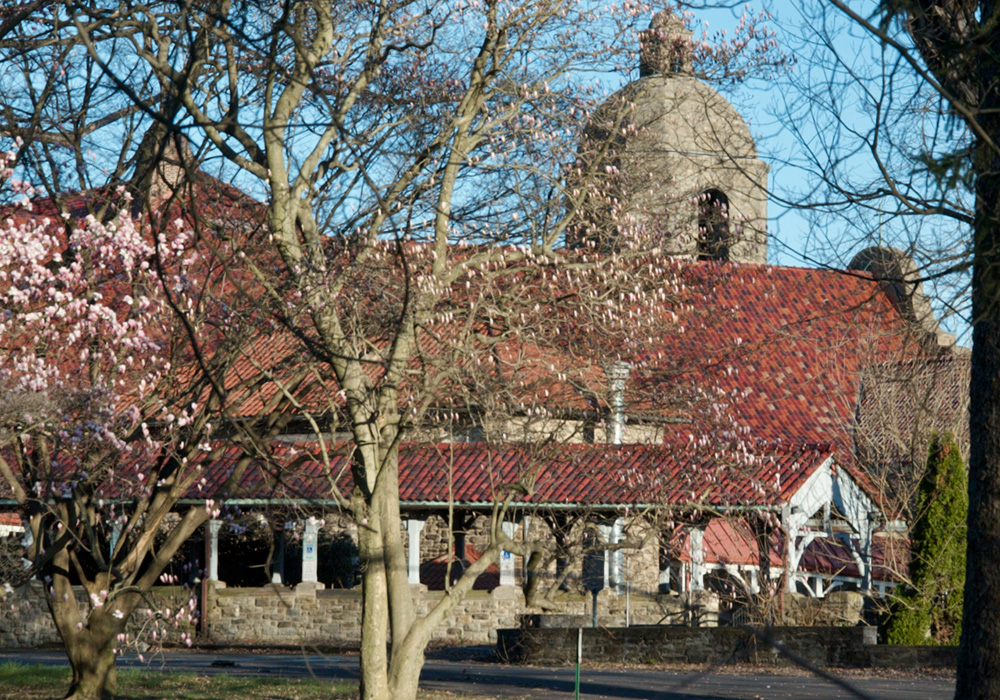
[
  {"x1": 357, "y1": 465, "x2": 391, "y2": 700},
  {"x1": 358, "y1": 521, "x2": 391, "y2": 700},
  {"x1": 956, "y1": 108, "x2": 1000, "y2": 699},
  {"x1": 50, "y1": 600, "x2": 125, "y2": 700},
  {"x1": 45, "y1": 548, "x2": 130, "y2": 700},
  {"x1": 352, "y1": 439, "x2": 499, "y2": 700},
  {"x1": 64, "y1": 633, "x2": 119, "y2": 700},
  {"x1": 752, "y1": 516, "x2": 776, "y2": 626},
  {"x1": 388, "y1": 659, "x2": 423, "y2": 700},
  {"x1": 355, "y1": 439, "x2": 406, "y2": 700}
]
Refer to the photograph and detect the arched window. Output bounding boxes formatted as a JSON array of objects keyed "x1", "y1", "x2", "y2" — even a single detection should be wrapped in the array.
[{"x1": 697, "y1": 189, "x2": 730, "y2": 261}]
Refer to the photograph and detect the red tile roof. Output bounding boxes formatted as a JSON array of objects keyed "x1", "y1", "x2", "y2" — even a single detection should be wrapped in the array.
[
  {"x1": 193, "y1": 258, "x2": 933, "y2": 465},
  {"x1": 646, "y1": 263, "x2": 924, "y2": 449},
  {"x1": 3, "y1": 166, "x2": 956, "y2": 524},
  {"x1": 419, "y1": 544, "x2": 500, "y2": 591},
  {"x1": 670, "y1": 519, "x2": 798, "y2": 568},
  {"x1": 668, "y1": 516, "x2": 906, "y2": 582},
  {"x1": 162, "y1": 439, "x2": 835, "y2": 509},
  {"x1": 27, "y1": 169, "x2": 934, "y2": 473},
  {"x1": 798, "y1": 533, "x2": 908, "y2": 582},
  {"x1": 0, "y1": 439, "x2": 834, "y2": 509}
]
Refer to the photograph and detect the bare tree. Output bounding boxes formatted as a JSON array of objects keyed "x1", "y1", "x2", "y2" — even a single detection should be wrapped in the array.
[
  {"x1": 0, "y1": 131, "x2": 302, "y2": 698},
  {"x1": 769, "y1": 1, "x2": 999, "y2": 694},
  {"x1": 0, "y1": 2, "x2": 789, "y2": 699}
]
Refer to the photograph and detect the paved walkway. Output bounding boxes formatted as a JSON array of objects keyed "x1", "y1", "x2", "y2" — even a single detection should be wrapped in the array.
[{"x1": 0, "y1": 649, "x2": 955, "y2": 700}]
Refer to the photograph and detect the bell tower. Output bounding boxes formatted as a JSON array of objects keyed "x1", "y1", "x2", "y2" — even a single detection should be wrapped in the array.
[{"x1": 570, "y1": 11, "x2": 769, "y2": 264}]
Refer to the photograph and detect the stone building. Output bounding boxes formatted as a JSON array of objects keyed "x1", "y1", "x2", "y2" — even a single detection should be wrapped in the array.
[
  {"x1": 0, "y1": 10, "x2": 969, "y2": 648},
  {"x1": 177, "y1": 11, "x2": 960, "y2": 612}
]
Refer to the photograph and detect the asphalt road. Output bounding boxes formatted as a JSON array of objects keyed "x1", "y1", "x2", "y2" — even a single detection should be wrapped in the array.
[{"x1": 0, "y1": 649, "x2": 955, "y2": 700}]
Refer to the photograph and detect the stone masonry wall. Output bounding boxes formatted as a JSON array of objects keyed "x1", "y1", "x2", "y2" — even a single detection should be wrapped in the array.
[
  {"x1": 2, "y1": 580, "x2": 956, "y2": 670},
  {"x1": 203, "y1": 583, "x2": 710, "y2": 646},
  {"x1": 412, "y1": 514, "x2": 493, "y2": 563},
  {"x1": 1, "y1": 581, "x2": 861, "y2": 652},
  {"x1": 498, "y1": 625, "x2": 877, "y2": 668},
  {"x1": 1, "y1": 578, "x2": 704, "y2": 648},
  {"x1": 0, "y1": 582, "x2": 195, "y2": 648},
  {"x1": 205, "y1": 582, "x2": 525, "y2": 645},
  {"x1": 0, "y1": 581, "x2": 67, "y2": 647}
]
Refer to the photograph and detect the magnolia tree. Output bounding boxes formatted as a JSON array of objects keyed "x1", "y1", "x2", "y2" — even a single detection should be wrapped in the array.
[
  {"x1": 0, "y1": 140, "x2": 290, "y2": 700},
  {"x1": 0, "y1": 176, "x2": 190, "y2": 697},
  {"x1": 1, "y1": 2, "x2": 786, "y2": 699}
]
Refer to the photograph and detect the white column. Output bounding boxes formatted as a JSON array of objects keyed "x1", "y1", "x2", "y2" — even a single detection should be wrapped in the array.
[
  {"x1": 522, "y1": 515, "x2": 532, "y2": 568},
  {"x1": 782, "y1": 505, "x2": 809, "y2": 593},
  {"x1": 109, "y1": 521, "x2": 123, "y2": 561},
  {"x1": 271, "y1": 528, "x2": 285, "y2": 584},
  {"x1": 597, "y1": 522, "x2": 614, "y2": 590},
  {"x1": 862, "y1": 512, "x2": 878, "y2": 591},
  {"x1": 611, "y1": 518, "x2": 625, "y2": 593},
  {"x1": 688, "y1": 527, "x2": 705, "y2": 592},
  {"x1": 500, "y1": 521, "x2": 516, "y2": 586},
  {"x1": 406, "y1": 518, "x2": 425, "y2": 585},
  {"x1": 301, "y1": 518, "x2": 319, "y2": 583},
  {"x1": 20, "y1": 516, "x2": 33, "y2": 572},
  {"x1": 607, "y1": 362, "x2": 630, "y2": 445},
  {"x1": 206, "y1": 519, "x2": 221, "y2": 582},
  {"x1": 659, "y1": 567, "x2": 671, "y2": 593}
]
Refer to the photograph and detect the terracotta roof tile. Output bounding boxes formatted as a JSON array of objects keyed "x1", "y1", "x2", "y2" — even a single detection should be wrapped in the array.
[
  {"x1": 419, "y1": 544, "x2": 499, "y2": 591},
  {"x1": 166, "y1": 440, "x2": 835, "y2": 508}
]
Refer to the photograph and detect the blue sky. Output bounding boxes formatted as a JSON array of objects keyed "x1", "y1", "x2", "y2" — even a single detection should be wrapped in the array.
[{"x1": 678, "y1": 1, "x2": 972, "y2": 340}]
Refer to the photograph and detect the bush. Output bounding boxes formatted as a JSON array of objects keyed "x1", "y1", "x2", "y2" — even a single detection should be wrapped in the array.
[{"x1": 885, "y1": 432, "x2": 966, "y2": 645}]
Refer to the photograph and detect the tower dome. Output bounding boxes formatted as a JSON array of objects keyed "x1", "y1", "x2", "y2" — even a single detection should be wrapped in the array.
[{"x1": 570, "y1": 11, "x2": 769, "y2": 263}]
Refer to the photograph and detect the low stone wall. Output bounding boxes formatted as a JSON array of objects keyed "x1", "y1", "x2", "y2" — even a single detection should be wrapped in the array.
[
  {"x1": 0, "y1": 580, "x2": 890, "y2": 662},
  {"x1": 867, "y1": 644, "x2": 958, "y2": 669},
  {"x1": 205, "y1": 583, "x2": 530, "y2": 645},
  {"x1": 782, "y1": 592, "x2": 864, "y2": 626},
  {"x1": 202, "y1": 584, "x2": 707, "y2": 645},
  {"x1": 1, "y1": 580, "x2": 707, "y2": 648},
  {"x1": 0, "y1": 582, "x2": 195, "y2": 648},
  {"x1": 0, "y1": 582, "x2": 959, "y2": 672},
  {"x1": 0, "y1": 582, "x2": 66, "y2": 647},
  {"x1": 497, "y1": 625, "x2": 878, "y2": 668},
  {"x1": 520, "y1": 589, "x2": 718, "y2": 629}
]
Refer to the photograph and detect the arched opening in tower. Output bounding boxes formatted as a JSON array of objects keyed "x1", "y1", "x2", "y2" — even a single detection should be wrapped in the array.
[{"x1": 697, "y1": 189, "x2": 731, "y2": 261}]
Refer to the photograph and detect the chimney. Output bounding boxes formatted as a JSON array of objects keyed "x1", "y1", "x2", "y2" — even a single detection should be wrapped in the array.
[{"x1": 606, "y1": 361, "x2": 630, "y2": 445}]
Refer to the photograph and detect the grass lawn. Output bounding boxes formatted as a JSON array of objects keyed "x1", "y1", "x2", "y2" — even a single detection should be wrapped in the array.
[{"x1": 0, "y1": 663, "x2": 501, "y2": 700}]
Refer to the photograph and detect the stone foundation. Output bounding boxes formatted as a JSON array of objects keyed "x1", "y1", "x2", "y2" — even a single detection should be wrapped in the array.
[
  {"x1": 205, "y1": 583, "x2": 525, "y2": 645},
  {"x1": 497, "y1": 625, "x2": 878, "y2": 667},
  {"x1": 0, "y1": 582, "x2": 196, "y2": 648},
  {"x1": 203, "y1": 584, "x2": 708, "y2": 645},
  {"x1": 0, "y1": 582, "x2": 67, "y2": 647},
  {"x1": 0, "y1": 581, "x2": 712, "y2": 648},
  {"x1": 0, "y1": 580, "x2": 872, "y2": 655},
  {"x1": 782, "y1": 591, "x2": 864, "y2": 626}
]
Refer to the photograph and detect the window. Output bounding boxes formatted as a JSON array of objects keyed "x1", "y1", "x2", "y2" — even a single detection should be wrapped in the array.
[{"x1": 697, "y1": 189, "x2": 730, "y2": 261}]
